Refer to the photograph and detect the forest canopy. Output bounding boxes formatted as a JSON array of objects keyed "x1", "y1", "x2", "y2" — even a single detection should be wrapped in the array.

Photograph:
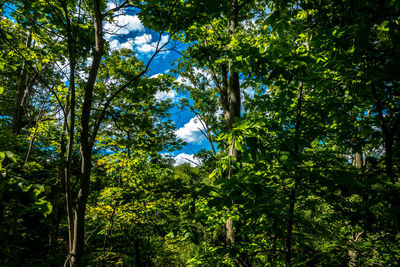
[{"x1": 0, "y1": 0, "x2": 399, "y2": 266}]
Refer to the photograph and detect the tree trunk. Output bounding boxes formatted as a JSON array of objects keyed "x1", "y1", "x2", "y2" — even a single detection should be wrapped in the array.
[
  {"x1": 371, "y1": 85, "x2": 394, "y2": 182},
  {"x1": 348, "y1": 231, "x2": 363, "y2": 267},
  {"x1": 285, "y1": 82, "x2": 303, "y2": 267},
  {"x1": 223, "y1": 0, "x2": 241, "y2": 249},
  {"x1": 70, "y1": 0, "x2": 104, "y2": 265},
  {"x1": 285, "y1": 188, "x2": 295, "y2": 267},
  {"x1": 61, "y1": 0, "x2": 77, "y2": 254},
  {"x1": 371, "y1": 85, "x2": 400, "y2": 231},
  {"x1": 12, "y1": 32, "x2": 32, "y2": 134},
  {"x1": 49, "y1": 120, "x2": 67, "y2": 253},
  {"x1": 348, "y1": 149, "x2": 363, "y2": 266}
]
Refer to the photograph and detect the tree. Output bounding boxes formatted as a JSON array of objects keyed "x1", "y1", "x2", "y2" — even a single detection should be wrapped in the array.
[{"x1": 1, "y1": 0, "x2": 399, "y2": 265}]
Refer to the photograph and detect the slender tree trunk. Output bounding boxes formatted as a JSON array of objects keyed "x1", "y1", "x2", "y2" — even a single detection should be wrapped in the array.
[
  {"x1": 348, "y1": 231, "x2": 363, "y2": 267},
  {"x1": 371, "y1": 85, "x2": 394, "y2": 182},
  {"x1": 348, "y1": 235, "x2": 357, "y2": 267},
  {"x1": 285, "y1": 188, "x2": 295, "y2": 267},
  {"x1": 61, "y1": 0, "x2": 77, "y2": 255},
  {"x1": 285, "y1": 82, "x2": 303, "y2": 267},
  {"x1": 224, "y1": 0, "x2": 241, "y2": 248},
  {"x1": 24, "y1": 126, "x2": 37, "y2": 164},
  {"x1": 49, "y1": 120, "x2": 67, "y2": 253},
  {"x1": 370, "y1": 85, "x2": 400, "y2": 231},
  {"x1": 12, "y1": 32, "x2": 32, "y2": 134},
  {"x1": 348, "y1": 144, "x2": 363, "y2": 266},
  {"x1": 70, "y1": 1, "x2": 104, "y2": 265}
]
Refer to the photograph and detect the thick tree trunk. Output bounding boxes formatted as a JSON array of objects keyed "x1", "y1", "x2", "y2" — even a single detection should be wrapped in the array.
[
  {"x1": 70, "y1": 151, "x2": 92, "y2": 266},
  {"x1": 12, "y1": 32, "x2": 32, "y2": 134},
  {"x1": 354, "y1": 151, "x2": 363, "y2": 169}
]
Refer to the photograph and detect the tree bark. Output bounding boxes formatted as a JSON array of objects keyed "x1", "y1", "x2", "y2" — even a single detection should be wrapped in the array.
[
  {"x1": 12, "y1": 32, "x2": 32, "y2": 134},
  {"x1": 224, "y1": 0, "x2": 241, "y2": 243},
  {"x1": 61, "y1": 0, "x2": 77, "y2": 254},
  {"x1": 70, "y1": 0, "x2": 104, "y2": 265},
  {"x1": 49, "y1": 120, "x2": 67, "y2": 253}
]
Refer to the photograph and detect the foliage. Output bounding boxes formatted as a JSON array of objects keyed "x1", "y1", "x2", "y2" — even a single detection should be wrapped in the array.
[{"x1": 0, "y1": 0, "x2": 399, "y2": 266}]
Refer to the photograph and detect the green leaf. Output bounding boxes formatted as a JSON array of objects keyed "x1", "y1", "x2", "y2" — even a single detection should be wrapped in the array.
[
  {"x1": 35, "y1": 198, "x2": 53, "y2": 217},
  {"x1": 165, "y1": 231, "x2": 175, "y2": 238},
  {"x1": 5, "y1": 151, "x2": 17, "y2": 162},
  {"x1": 181, "y1": 232, "x2": 190, "y2": 241},
  {"x1": 235, "y1": 140, "x2": 242, "y2": 151}
]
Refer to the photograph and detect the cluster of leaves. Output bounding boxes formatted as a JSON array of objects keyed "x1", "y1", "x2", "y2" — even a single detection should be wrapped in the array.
[
  {"x1": 137, "y1": 0, "x2": 400, "y2": 265},
  {"x1": 1, "y1": 0, "x2": 400, "y2": 266}
]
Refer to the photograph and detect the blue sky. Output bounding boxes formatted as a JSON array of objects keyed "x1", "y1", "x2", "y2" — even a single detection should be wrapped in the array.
[
  {"x1": 2, "y1": 1, "x2": 209, "y2": 166},
  {"x1": 104, "y1": 3, "x2": 212, "y2": 165}
]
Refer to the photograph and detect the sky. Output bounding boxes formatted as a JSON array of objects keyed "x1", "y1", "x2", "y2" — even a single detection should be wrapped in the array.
[
  {"x1": 2, "y1": 1, "x2": 211, "y2": 166},
  {"x1": 104, "y1": 2, "x2": 212, "y2": 166}
]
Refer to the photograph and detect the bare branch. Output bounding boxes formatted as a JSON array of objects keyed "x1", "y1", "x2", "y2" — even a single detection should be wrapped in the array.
[{"x1": 102, "y1": 0, "x2": 136, "y2": 18}]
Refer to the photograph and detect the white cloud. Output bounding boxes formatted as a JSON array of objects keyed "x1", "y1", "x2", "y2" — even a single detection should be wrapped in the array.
[
  {"x1": 241, "y1": 83, "x2": 256, "y2": 113},
  {"x1": 55, "y1": 60, "x2": 70, "y2": 83},
  {"x1": 134, "y1": 34, "x2": 152, "y2": 45},
  {"x1": 108, "y1": 39, "x2": 120, "y2": 50},
  {"x1": 116, "y1": 15, "x2": 144, "y2": 32},
  {"x1": 135, "y1": 34, "x2": 170, "y2": 54},
  {"x1": 174, "y1": 153, "x2": 201, "y2": 166},
  {"x1": 159, "y1": 35, "x2": 169, "y2": 46},
  {"x1": 106, "y1": 2, "x2": 116, "y2": 12},
  {"x1": 175, "y1": 116, "x2": 206, "y2": 144},
  {"x1": 193, "y1": 67, "x2": 212, "y2": 80},
  {"x1": 106, "y1": 1, "x2": 116, "y2": 9},
  {"x1": 160, "y1": 152, "x2": 201, "y2": 167},
  {"x1": 149, "y1": 73, "x2": 162, "y2": 79},
  {"x1": 175, "y1": 67, "x2": 212, "y2": 86},
  {"x1": 104, "y1": 15, "x2": 144, "y2": 40},
  {"x1": 108, "y1": 38, "x2": 136, "y2": 51},
  {"x1": 86, "y1": 57, "x2": 93, "y2": 67},
  {"x1": 136, "y1": 43, "x2": 156, "y2": 53},
  {"x1": 120, "y1": 39, "x2": 133, "y2": 49},
  {"x1": 149, "y1": 73, "x2": 179, "y2": 102},
  {"x1": 176, "y1": 75, "x2": 190, "y2": 85},
  {"x1": 243, "y1": 87, "x2": 255, "y2": 98},
  {"x1": 155, "y1": 90, "x2": 177, "y2": 101}
]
